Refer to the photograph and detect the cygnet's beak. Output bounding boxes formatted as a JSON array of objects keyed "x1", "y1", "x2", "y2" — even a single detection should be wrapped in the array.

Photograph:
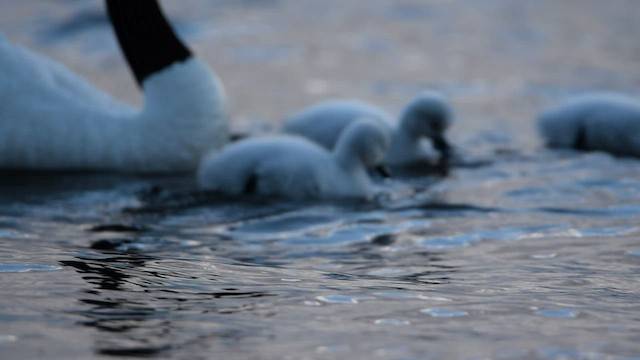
[
  {"x1": 375, "y1": 165, "x2": 392, "y2": 179},
  {"x1": 432, "y1": 135, "x2": 452, "y2": 177},
  {"x1": 432, "y1": 135, "x2": 451, "y2": 156},
  {"x1": 434, "y1": 156, "x2": 450, "y2": 177}
]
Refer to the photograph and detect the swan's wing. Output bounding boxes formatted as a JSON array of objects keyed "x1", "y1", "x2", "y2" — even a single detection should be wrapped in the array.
[{"x1": 0, "y1": 36, "x2": 133, "y2": 116}]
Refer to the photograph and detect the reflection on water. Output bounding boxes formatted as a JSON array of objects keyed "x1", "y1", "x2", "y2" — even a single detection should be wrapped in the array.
[
  {"x1": 62, "y1": 255, "x2": 172, "y2": 357},
  {"x1": 61, "y1": 253, "x2": 276, "y2": 357}
]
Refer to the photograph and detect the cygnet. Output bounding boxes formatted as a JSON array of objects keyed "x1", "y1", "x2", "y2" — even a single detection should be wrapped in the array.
[
  {"x1": 283, "y1": 91, "x2": 453, "y2": 170},
  {"x1": 538, "y1": 93, "x2": 640, "y2": 157},
  {"x1": 197, "y1": 119, "x2": 390, "y2": 200}
]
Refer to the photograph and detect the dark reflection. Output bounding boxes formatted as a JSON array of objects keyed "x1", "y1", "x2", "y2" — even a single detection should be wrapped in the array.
[
  {"x1": 395, "y1": 268, "x2": 455, "y2": 285},
  {"x1": 389, "y1": 200, "x2": 501, "y2": 216},
  {"x1": 99, "y1": 346, "x2": 172, "y2": 357},
  {"x1": 89, "y1": 238, "x2": 138, "y2": 252},
  {"x1": 126, "y1": 185, "x2": 309, "y2": 216},
  {"x1": 323, "y1": 264, "x2": 455, "y2": 285},
  {"x1": 0, "y1": 170, "x2": 138, "y2": 193},
  {"x1": 61, "y1": 256, "x2": 152, "y2": 291},
  {"x1": 60, "y1": 251, "x2": 274, "y2": 357},
  {"x1": 61, "y1": 255, "x2": 174, "y2": 356},
  {"x1": 156, "y1": 288, "x2": 275, "y2": 300},
  {"x1": 126, "y1": 186, "x2": 216, "y2": 214},
  {"x1": 371, "y1": 233, "x2": 396, "y2": 246},
  {"x1": 535, "y1": 206, "x2": 618, "y2": 217},
  {"x1": 89, "y1": 224, "x2": 150, "y2": 233}
]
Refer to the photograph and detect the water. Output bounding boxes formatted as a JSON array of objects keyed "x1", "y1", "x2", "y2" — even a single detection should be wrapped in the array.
[{"x1": 2, "y1": 1, "x2": 640, "y2": 359}]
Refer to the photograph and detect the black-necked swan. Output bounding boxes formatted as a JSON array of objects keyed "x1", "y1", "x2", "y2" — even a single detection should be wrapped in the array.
[
  {"x1": 282, "y1": 91, "x2": 453, "y2": 170},
  {"x1": 197, "y1": 119, "x2": 390, "y2": 200},
  {"x1": 0, "y1": 0, "x2": 227, "y2": 172},
  {"x1": 537, "y1": 94, "x2": 640, "y2": 157}
]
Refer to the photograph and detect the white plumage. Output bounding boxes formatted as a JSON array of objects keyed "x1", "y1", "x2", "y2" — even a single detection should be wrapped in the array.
[
  {"x1": 197, "y1": 119, "x2": 390, "y2": 200},
  {"x1": 538, "y1": 93, "x2": 640, "y2": 157},
  {"x1": 0, "y1": 34, "x2": 227, "y2": 172},
  {"x1": 282, "y1": 91, "x2": 452, "y2": 167}
]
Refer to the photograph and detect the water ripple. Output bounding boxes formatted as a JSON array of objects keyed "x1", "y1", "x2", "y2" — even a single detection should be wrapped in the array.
[
  {"x1": 0, "y1": 335, "x2": 17, "y2": 343},
  {"x1": 420, "y1": 309, "x2": 469, "y2": 318},
  {"x1": 626, "y1": 249, "x2": 640, "y2": 257},
  {"x1": 418, "y1": 224, "x2": 564, "y2": 249},
  {"x1": 374, "y1": 318, "x2": 411, "y2": 326},
  {"x1": 317, "y1": 295, "x2": 368, "y2": 304},
  {"x1": 373, "y1": 292, "x2": 451, "y2": 302},
  {"x1": 0, "y1": 264, "x2": 62, "y2": 273},
  {"x1": 535, "y1": 309, "x2": 580, "y2": 319}
]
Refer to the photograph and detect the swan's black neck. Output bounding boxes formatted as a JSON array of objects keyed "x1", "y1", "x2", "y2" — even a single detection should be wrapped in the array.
[{"x1": 106, "y1": 0, "x2": 192, "y2": 86}]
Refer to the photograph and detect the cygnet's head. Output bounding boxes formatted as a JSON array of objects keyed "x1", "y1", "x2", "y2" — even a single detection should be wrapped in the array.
[
  {"x1": 400, "y1": 91, "x2": 453, "y2": 155},
  {"x1": 336, "y1": 117, "x2": 390, "y2": 168}
]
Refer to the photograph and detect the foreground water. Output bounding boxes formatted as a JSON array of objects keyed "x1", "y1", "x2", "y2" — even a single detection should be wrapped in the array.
[
  {"x1": 2, "y1": 1, "x2": 640, "y2": 359},
  {"x1": 2, "y1": 150, "x2": 640, "y2": 359}
]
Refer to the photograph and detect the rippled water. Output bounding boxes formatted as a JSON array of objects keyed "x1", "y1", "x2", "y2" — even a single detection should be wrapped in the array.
[
  {"x1": 2, "y1": 1, "x2": 640, "y2": 359},
  {"x1": 2, "y1": 151, "x2": 639, "y2": 359}
]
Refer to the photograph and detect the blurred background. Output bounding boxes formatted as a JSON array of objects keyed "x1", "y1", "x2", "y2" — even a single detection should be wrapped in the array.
[{"x1": 3, "y1": 0, "x2": 640, "y2": 152}]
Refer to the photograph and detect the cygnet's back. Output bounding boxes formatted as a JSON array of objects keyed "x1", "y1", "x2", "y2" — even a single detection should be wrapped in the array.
[
  {"x1": 283, "y1": 100, "x2": 393, "y2": 149},
  {"x1": 197, "y1": 120, "x2": 390, "y2": 200},
  {"x1": 538, "y1": 94, "x2": 640, "y2": 157},
  {"x1": 197, "y1": 136, "x2": 327, "y2": 199}
]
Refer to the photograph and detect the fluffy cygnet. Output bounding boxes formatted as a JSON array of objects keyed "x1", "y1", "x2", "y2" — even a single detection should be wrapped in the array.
[
  {"x1": 538, "y1": 93, "x2": 640, "y2": 157},
  {"x1": 197, "y1": 119, "x2": 390, "y2": 200},
  {"x1": 283, "y1": 91, "x2": 453, "y2": 168}
]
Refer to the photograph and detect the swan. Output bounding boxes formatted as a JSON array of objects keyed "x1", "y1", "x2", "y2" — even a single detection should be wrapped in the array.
[
  {"x1": 197, "y1": 119, "x2": 390, "y2": 200},
  {"x1": 0, "y1": 0, "x2": 228, "y2": 172},
  {"x1": 282, "y1": 91, "x2": 453, "y2": 169},
  {"x1": 537, "y1": 93, "x2": 640, "y2": 157}
]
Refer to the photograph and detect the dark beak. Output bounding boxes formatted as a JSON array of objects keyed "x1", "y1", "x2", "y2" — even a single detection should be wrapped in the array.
[
  {"x1": 375, "y1": 165, "x2": 392, "y2": 179},
  {"x1": 432, "y1": 135, "x2": 451, "y2": 157},
  {"x1": 432, "y1": 135, "x2": 452, "y2": 177},
  {"x1": 434, "y1": 157, "x2": 450, "y2": 177},
  {"x1": 230, "y1": 132, "x2": 248, "y2": 142}
]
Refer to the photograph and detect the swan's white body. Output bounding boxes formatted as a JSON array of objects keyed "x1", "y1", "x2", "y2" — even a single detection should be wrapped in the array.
[
  {"x1": 538, "y1": 94, "x2": 640, "y2": 157},
  {"x1": 0, "y1": 34, "x2": 227, "y2": 172},
  {"x1": 197, "y1": 120, "x2": 389, "y2": 200},
  {"x1": 283, "y1": 92, "x2": 452, "y2": 167}
]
